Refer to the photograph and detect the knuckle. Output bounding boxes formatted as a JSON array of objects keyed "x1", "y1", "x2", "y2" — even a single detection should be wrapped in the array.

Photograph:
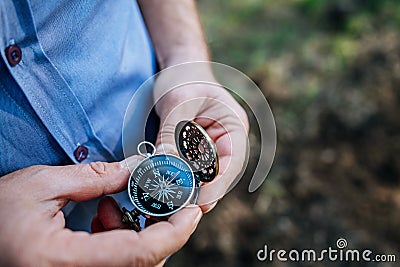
[{"x1": 88, "y1": 161, "x2": 107, "y2": 176}]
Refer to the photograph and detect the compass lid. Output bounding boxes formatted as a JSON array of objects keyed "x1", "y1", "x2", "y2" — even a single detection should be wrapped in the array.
[{"x1": 175, "y1": 120, "x2": 219, "y2": 183}]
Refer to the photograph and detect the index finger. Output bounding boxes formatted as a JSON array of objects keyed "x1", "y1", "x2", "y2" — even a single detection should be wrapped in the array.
[{"x1": 52, "y1": 206, "x2": 202, "y2": 267}]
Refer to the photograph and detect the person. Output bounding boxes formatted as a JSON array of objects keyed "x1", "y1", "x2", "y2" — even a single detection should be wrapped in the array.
[{"x1": 0, "y1": 1, "x2": 248, "y2": 266}]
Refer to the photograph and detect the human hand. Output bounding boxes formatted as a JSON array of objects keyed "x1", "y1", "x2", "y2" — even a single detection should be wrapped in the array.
[
  {"x1": 153, "y1": 64, "x2": 249, "y2": 213},
  {"x1": 0, "y1": 162, "x2": 202, "y2": 267}
]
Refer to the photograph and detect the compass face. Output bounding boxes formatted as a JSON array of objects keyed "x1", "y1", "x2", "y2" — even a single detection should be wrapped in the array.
[{"x1": 128, "y1": 154, "x2": 195, "y2": 217}]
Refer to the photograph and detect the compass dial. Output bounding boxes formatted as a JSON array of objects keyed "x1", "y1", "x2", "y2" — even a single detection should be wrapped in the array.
[{"x1": 128, "y1": 154, "x2": 195, "y2": 217}]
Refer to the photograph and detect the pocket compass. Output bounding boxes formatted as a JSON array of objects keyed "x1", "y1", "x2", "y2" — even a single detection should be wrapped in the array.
[{"x1": 122, "y1": 120, "x2": 219, "y2": 231}]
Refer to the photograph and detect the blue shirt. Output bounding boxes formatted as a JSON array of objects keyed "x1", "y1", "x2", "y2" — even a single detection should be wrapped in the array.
[{"x1": 0, "y1": 0, "x2": 156, "y2": 230}]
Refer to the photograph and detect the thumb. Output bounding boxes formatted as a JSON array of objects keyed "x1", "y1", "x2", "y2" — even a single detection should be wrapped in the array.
[{"x1": 45, "y1": 156, "x2": 142, "y2": 202}]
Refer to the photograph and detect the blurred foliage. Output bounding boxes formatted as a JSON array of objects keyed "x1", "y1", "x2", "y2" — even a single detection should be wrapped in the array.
[{"x1": 169, "y1": 0, "x2": 400, "y2": 266}]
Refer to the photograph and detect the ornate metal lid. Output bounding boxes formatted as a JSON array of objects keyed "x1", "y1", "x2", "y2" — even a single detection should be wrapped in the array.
[{"x1": 175, "y1": 120, "x2": 219, "y2": 182}]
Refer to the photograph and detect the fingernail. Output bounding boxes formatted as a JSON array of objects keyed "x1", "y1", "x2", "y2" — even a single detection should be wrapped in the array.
[
  {"x1": 194, "y1": 209, "x2": 202, "y2": 225},
  {"x1": 121, "y1": 156, "x2": 144, "y2": 171},
  {"x1": 119, "y1": 159, "x2": 128, "y2": 169},
  {"x1": 187, "y1": 205, "x2": 202, "y2": 225}
]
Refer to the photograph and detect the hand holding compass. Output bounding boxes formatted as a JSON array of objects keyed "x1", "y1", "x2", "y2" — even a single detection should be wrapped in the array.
[{"x1": 122, "y1": 120, "x2": 219, "y2": 231}]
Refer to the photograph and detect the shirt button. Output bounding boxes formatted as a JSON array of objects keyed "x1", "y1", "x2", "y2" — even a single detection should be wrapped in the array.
[
  {"x1": 74, "y1": 145, "x2": 89, "y2": 162},
  {"x1": 5, "y1": 44, "x2": 22, "y2": 67}
]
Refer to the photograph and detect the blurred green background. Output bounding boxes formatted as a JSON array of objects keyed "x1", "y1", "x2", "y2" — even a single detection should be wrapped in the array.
[{"x1": 168, "y1": 0, "x2": 400, "y2": 266}]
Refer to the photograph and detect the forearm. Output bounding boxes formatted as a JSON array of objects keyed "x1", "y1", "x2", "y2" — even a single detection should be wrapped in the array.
[{"x1": 138, "y1": 0, "x2": 210, "y2": 69}]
